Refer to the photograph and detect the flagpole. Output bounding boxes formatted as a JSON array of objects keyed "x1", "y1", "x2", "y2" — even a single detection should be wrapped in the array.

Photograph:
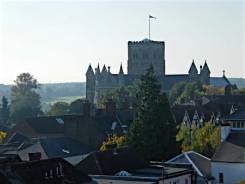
[{"x1": 148, "y1": 16, "x2": 151, "y2": 40}]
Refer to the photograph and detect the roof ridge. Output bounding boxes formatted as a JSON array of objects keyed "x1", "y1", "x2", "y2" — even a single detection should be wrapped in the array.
[{"x1": 184, "y1": 152, "x2": 204, "y2": 177}]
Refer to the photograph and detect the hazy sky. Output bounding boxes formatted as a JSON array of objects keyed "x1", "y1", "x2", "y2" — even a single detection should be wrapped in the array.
[{"x1": 0, "y1": 0, "x2": 244, "y2": 84}]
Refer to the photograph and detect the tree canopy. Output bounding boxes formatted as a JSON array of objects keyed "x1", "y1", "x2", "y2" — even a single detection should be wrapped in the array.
[
  {"x1": 10, "y1": 73, "x2": 42, "y2": 122},
  {"x1": 47, "y1": 102, "x2": 70, "y2": 116},
  {"x1": 127, "y1": 66, "x2": 178, "y2": 161},
  {"x1": 176, "y1": 121, "x2": 220, "y2": 157}
]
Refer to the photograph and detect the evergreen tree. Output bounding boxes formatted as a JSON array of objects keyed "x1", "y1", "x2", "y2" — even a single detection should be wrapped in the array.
[
  {"x1": 0, "y1": 96, "x2": 10, "y2": 126},
  {"x1": 10, "y1": 73, "x2": 42, "y2": 122},
  {"x1": 127, "y1": 66, "x2": 178, "y2": 161},
  {"x1": 47, "y1": 102, "x2": 69, "y2": 116}
]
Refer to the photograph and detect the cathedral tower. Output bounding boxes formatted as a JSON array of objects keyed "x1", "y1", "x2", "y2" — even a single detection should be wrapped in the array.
[{"x1": 127, "y1": 39, "x2": 165, "y2": 76}]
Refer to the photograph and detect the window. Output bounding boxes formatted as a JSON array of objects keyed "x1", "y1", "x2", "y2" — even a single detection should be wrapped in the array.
[
  {"x1": 241, "y1": 122, "x2": 245, "y2": 128},
  {"x1": 219, "y1": 172, "x2": 224, "y2": 184}
]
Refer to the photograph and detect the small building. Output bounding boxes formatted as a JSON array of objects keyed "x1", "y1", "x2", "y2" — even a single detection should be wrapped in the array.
[{"x1": 211, "y1": 107, "x2": 245, "y2": 184}]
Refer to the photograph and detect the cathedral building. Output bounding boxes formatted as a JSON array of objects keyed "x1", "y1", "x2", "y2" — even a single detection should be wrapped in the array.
[{"x1": 86, "y1": 39, "x2": 230, "y2": 105}]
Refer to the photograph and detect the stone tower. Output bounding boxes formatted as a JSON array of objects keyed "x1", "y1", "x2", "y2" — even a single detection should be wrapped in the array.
[
  {"x1": 127, "y1": 39, "x2": 165, "y2": 76},
  {"x1": 86, "y1": 65, "x2": 95, "y2": 103}
]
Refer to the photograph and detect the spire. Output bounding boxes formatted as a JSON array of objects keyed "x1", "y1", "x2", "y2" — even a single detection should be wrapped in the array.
[
  {"x1": 202, "y1": 60, "x2": 210, "y2": 74},
  {"x1": 95, "y1": 63, "x2": 101, "y2": 77},
  {"x1": 188, "y1": 59, "x2": 198, "y2": 74},
  {"x1": 86, "y1": 64, "x2": 94, "y2": 75},
  {"x1": 101, "y1": 64, "x2": 107, "y2": 75},
  {"x1": 119, "y1": 63, "x2": 124, "y2": 75}
]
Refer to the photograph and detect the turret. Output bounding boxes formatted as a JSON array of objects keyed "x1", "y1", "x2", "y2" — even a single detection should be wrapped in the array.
[
  {"x1": 86, "y1": 64, "x2": 95, "y2": 104},
  {"x1": 95, "y1": 63, "x2": 100, "y2": 76},
  {"x1": 188, "y1": 59, "x2": 198, "y2": 81},
  {"x1": 119, "y1": 63, "x2": 124, "y2": 75},
  {"x1": 118, "y1": 63, "x2": 124, "y2": 86},
  {"x1": 200, "y1": 60, "x2": 210, "y2": 85},
  {"x1": 101, "y1": 64, "x2": 108, "y2": 75}
]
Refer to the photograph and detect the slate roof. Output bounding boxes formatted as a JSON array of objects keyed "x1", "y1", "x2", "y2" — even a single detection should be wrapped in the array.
[
  {"x1": 6, "y1": 132, "x2": 30, "y2": 144},
  {"x1": 165, "y1": 151, "x2": 211, "y2": 179},
  {"x1": 8, "y1": 116, "x2": 65, "y2": 140},
  {"x1": 18, "y1": 137, "x2": 93, "y2": 160},
  {"x1": 24, "y1": 116, "x2": 64, "y2": 134},
  {"x1": 224, "y1": 107, "x2": 245, "y2": 121},
  {"x1": 210, "y1": 77, "x2": 229, "y2": 87},
  {"x1": 76, "y1": 147, "x2": 149, "y2": 175},
  {"x1": 212, "y1": 130, "x2": 245, "y2": 163}
]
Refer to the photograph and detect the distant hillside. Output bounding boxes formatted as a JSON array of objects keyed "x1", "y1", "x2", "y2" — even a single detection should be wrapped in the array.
[
  {"x1": 0, "y1": 78, "x2": 244, "y2": 104},
  {"x1": 0, "y1": 82, "x2": 86, "y2": 103},
  {"x1": 229, "y1": 78, "x2": 245, "y2": 88}
]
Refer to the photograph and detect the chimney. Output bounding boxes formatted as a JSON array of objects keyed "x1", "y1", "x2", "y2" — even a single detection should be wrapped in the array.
[
  {"x1": 83, "y1": 99, "x2": 90, "y2": 116},
  {"x1": 105, "y1": 99, "x2": 116, "y2": 114},
  {"x1": 200, "y1": 65, "x2": 203, "y2": 72},
  {"x1": 28, "y1": 152, "x2": 41, "y2": 161}
]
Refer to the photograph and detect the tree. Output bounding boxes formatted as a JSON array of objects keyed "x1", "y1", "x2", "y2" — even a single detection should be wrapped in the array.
[
  {"x1": 98, "y1": 86, "x2": 136, "y2": 109},
  {"x1": 47, "y1": 102, "x2": 70, "y2": 116},
  {"x1": 10, "y1": 73, "x2": 42, "y2": 122},
  {"x1": 0, "y1": 96, "x2": 10, "y2": 126},
  {"x1": 169, "y1": 82, "x2": 206, "y2": 105},
  {"x1": 176, "y1": 121, "x2": 220, "y2": 157},
  {"x1": 127, "y1": 66, "x2": 178, "y2": 161},
  {"x1": 69, "y1": 99, "x2": 84, "y2": 114}
]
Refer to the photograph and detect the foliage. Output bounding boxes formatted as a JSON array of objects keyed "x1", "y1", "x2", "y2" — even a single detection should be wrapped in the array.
[
  {"x1": 169, "y1": 82, "x2": 206, "y2": 105},
  {"x1": 98, "y1": 86, "x2": 136, "y2": 109},
  {"x1": 0, "y1": 96, "x2": 10, "y2": 125},
  {"x1": 233, "y1": 88, "x2": 245, "y2": 95},
  {"x1": 10, "y1": 73, "x2": 42, "y2": 122},
  {"x1": 100, "y1": 135, "x2": 126, "y2": 151},
  {"x1": 47, "y1": 102, "x2": 70, "y2": 116},
  {"x1": 69, "y1": 99, "x2": 84, "y2": 114},
  {"x1": 0, "y1": 131, "x2": 7, "y2": 144},
  {"x1": 203, "y1": 85, "x2": 224, "y2": 96},
  {"x1": 127, "y1": 66, "x2": 178, "y2": 161},
  {"x1": 176, "y1": 121, "x2": 220, "y2": 157}
]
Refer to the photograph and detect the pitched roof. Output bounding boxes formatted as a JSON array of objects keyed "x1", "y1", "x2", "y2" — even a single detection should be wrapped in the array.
[
  {"x1": 212, "y1": 130, "x2": 245, "y2": 163},
  {"x1": 6, "y1": 132, "x2": 30, "y2": 144},
  {"x1": 165, "y1": 151, "x2": 211, "y2": 178},
  {"x1": 8, "y1": 116, "x2": 64, "y2": 139},
  {"x1": 18, "y1": 137, "x2": 93, "y2": 160},
  {"x1": 77, "y1": 147, "x2": 149, "y2": 175},
  {"x1": 210, "y1": 77, "x2": 230, "y2": 87},
  {"x1": 25, "y1": 116, "x2": 64, "y2": 134}
]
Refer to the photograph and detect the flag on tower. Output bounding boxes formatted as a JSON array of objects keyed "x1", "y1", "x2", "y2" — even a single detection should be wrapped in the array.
[{"x1": 149, "y1": 15, "x2": 157, "y2": 19}]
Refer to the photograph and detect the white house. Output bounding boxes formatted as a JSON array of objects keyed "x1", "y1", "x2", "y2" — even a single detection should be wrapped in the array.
[{"x1": 211, "y1": 107, "x2": 245, "y2": 184}]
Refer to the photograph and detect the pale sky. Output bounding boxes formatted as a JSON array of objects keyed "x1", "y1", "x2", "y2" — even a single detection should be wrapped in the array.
[{"x1": 0, "y1": 0, "x2": 244, "y2": 84}]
